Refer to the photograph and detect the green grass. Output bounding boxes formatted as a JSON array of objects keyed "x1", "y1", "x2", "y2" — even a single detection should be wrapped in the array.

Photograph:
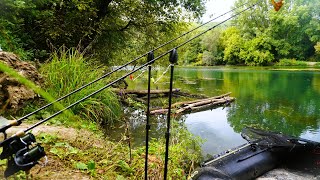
[
  {"x1": 38, "y1": 121, "x2": 202, "y2": 179},
  {"x1": 0, "y1": 60, "x2": 72, "y2": 118},
  {"x1": 0, "y1": 49, "x2": 203, "y2": 179},
  {"x1": 274, "y1": 58, "x2": 308, "y2": 66},
  {"x1": 40, "y1": 47, "x2": 122, "y2": 125},
  {"x1": 0, "y1": 120, "x2": 203, "y2": 179}
]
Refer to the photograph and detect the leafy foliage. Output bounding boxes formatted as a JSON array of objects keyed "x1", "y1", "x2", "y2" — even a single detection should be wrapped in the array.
[
  {"x1": 0, "y1": 0, "x2": 206, "y2": 62},
  {"x1": 231, "y1": 0, "x2": 319, "y2": 62},
  {"x1": 181, "y1": 0, "x2": 320, "y2": 66},
  {"x1": 274, "y1": 58, "x2": 307, "y2": 66}
]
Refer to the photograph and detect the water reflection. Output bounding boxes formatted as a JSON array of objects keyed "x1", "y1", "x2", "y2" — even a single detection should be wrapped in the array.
[
  {"x1": 124, "y1": 67, "x2": 320, "y2": 156},
  {"x1": 184, "y1": 108, "x2": 246, "y2": 157}
]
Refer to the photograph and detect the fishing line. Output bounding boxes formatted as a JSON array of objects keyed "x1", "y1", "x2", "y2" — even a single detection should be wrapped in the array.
[
  {"x1": 0, "y1": 2, "x2": 259, "y2": 179},
  {"x1": 0, "y1": 1, "x2": 251, "y2": 135},
  {"x1": 132, "y1": 67, "x2": 147, "y2": 81},
  {"x1": 1, "y1": 0, "x2": 257, "y2": 143},
  {"x1": 153, "y1": 64, "x2": 171, "y2": 84}
]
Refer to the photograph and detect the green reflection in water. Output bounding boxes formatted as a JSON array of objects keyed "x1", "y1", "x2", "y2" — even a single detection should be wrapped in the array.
[
  {"x1": 173, "y1": 67, "x2": 320, "y2": 138},
  {"x1": 124, "y1": 67, "x2": 320, "y2": 154}
]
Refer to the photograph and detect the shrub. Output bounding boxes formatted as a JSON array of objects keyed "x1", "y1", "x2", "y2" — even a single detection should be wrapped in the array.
[{"x1": 274, "y1": 58, "x2": 308, "y2": 66}]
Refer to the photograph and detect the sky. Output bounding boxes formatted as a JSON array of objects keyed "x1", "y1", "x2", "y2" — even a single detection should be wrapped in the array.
[{"x1": 202, "y1": 0, "x2": 236, "y2": 22}]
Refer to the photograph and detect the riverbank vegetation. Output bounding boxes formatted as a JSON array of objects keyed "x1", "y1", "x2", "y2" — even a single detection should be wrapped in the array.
[
  {"x1": 1, "y1": 0, "x2": 319, "y2": 67},
  {"x1": 178, "y1": 0, "x2": 320, "y2": 66},
  {"x1": 40, "y1": 47, "x2": 122, "y2": 125},
  {"x1": 0, "y1": 0, "x2": 319, "y2": 178},
  {"x1": 0, "y1": 0, "x2": 207, "y2": 177},
  {"x1": 0, "y1": 120, "x2": 202, "y2": 179},
  {"x1": 0, "y1": 49, "x2": 203, "y2": 179}
]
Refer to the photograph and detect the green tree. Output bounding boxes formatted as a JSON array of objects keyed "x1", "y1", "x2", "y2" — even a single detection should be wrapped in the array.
[
  {"x1": 0, "y1": 0, "x2": 206, "y2": 62},
  {"x1": 315, "y1": 42, "x2": 320, "y2": 55},
  {"x1": 230, "y1": 0, "x2": 320, "y2": 62},
  {"x1": 220, "y1": 27, "x2": 245, "y2": 65},
  {"x1": 201, "y1": 28, "x2": 224, "y2": 65}
]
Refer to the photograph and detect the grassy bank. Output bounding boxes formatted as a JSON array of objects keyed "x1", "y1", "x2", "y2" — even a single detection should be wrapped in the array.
[
  {"x1": 0, "y1": 49, "x2": 202, "y2": 179},
  {"x1": 1, "y1": 121, "x2": 202, "y2": 179}
]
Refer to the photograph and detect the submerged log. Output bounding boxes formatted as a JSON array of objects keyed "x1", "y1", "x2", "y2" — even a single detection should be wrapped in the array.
[
  {"x1": 112, "y1": 88, "x2": 181, "y2": 96},
  {"x1": 150, "y1": 92, "x2": 234, "y2": 115}
]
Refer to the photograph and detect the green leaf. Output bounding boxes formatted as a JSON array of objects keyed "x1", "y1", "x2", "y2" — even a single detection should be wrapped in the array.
[
  {"x1": 75, "y1": 162, "x2": 88, "y2": 170},
  {"x1": 87, "y1": 160, "x2": 95, "y2": 170},
  {"x1": 116, "y1": 175, "x2": 126, "y2": 180},
  {"x1": 0, "y1": 159, "x2": 7, "y2": 166},
  {"x1": 50, "y1": 148, "x2": 64, "y2": 159}
]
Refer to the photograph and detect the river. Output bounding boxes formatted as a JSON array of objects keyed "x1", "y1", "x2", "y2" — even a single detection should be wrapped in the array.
[{"x1": 113, "y1": 66, "x2": 320, "y2": 157}]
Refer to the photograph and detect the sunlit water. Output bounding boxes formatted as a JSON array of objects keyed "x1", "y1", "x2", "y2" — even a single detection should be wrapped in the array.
[{"x1": 111, "y1": 66, "x2": 320, "y2": 157}]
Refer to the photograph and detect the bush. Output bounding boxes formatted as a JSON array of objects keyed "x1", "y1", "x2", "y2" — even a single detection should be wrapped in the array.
[
  {"x1": 274, "y1": 58, "x2": 308, "y2": 66},
  {"x1": 40, "y1": 47, "x2": 122, "y2": 124}
]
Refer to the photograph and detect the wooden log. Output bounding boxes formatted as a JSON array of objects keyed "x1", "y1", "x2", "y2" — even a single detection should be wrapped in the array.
[
  {"x1": 178, "y1": 97, "x2": 235, "y2": 114},
  {"x1": 175, "y1": 99, "x2": 225, "y2": 114},
  {"x1": 149, "y1": 93, "x2": 234, "y2": 115},
  {"x1": 171, "y1": 92, "x2": 231, "y2": 108},
  {"x1": 149, "y1": 108, "x2": 169, "y2": 115},
  {"x1": 112, "y1": 88, "x2": 181, "y2": 96}
]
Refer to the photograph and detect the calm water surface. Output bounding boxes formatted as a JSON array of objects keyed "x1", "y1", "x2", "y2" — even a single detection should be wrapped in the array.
[{"x1": 125, "y1": 66, "x2": 320, "y2": 157}]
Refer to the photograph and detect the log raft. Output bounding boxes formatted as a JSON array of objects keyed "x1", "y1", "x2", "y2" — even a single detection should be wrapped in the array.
[{"x1": 150, "y1": 92, "x2": 235, "y2": 115}]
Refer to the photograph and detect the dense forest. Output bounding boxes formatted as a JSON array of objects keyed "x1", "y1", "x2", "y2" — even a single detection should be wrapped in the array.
[
  {"x1": 0, "y1": 0, "x2": 205, "y2": 64},
  {"x1": 1, "y1": 0, "x2": 319, "y2": 66},
  {"x1": 181, "y1": 0, "x2": 320, "y2": 66}
]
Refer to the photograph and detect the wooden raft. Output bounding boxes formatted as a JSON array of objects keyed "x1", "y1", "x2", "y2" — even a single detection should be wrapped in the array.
[{"x1": 150, "y1": 92, "x2": 235, "y2": 115}]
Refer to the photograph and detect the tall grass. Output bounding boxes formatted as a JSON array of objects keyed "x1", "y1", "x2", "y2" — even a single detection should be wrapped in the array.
[{"x1": 40, "y1": 47, "x2": 122, "y2": 124}]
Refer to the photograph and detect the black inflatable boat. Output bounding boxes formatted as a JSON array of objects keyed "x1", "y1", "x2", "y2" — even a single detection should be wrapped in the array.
[{"x1": 190, "y1": 128, "x2": 320, "y2": 180}]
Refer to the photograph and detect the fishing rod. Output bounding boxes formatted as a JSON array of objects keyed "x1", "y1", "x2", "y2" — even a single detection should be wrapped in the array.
[
  {"x1": 0, "y1": 1, "x2": 257, "y2": 148},
  {"x1": 0, "y1": 1, "x2": 251, "y2": 137},
  {"x1": 0, "y1": 2, "x2": 258, "y2": 178}
]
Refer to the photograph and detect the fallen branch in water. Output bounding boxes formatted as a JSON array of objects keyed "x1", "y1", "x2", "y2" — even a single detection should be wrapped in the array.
[{"x1": 150, "y1": 92, "x2": 234, "y2": 115}]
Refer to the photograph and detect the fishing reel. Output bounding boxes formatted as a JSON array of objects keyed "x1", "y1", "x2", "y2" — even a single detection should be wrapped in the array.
[
  {"x1": 0, "y1": 133, "x2": 36, "y2": 159},
  {"x1": 0, "y1": 133, "x2": 46, "y2": 177},
  {"x1": 5, "y1": 145, "x2": 46, "y2": 177}
]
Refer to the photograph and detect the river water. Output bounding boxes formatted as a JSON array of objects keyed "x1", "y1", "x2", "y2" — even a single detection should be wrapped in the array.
[{"x1": 116, "y1": 66, "x2": 320, "y2": 157}]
